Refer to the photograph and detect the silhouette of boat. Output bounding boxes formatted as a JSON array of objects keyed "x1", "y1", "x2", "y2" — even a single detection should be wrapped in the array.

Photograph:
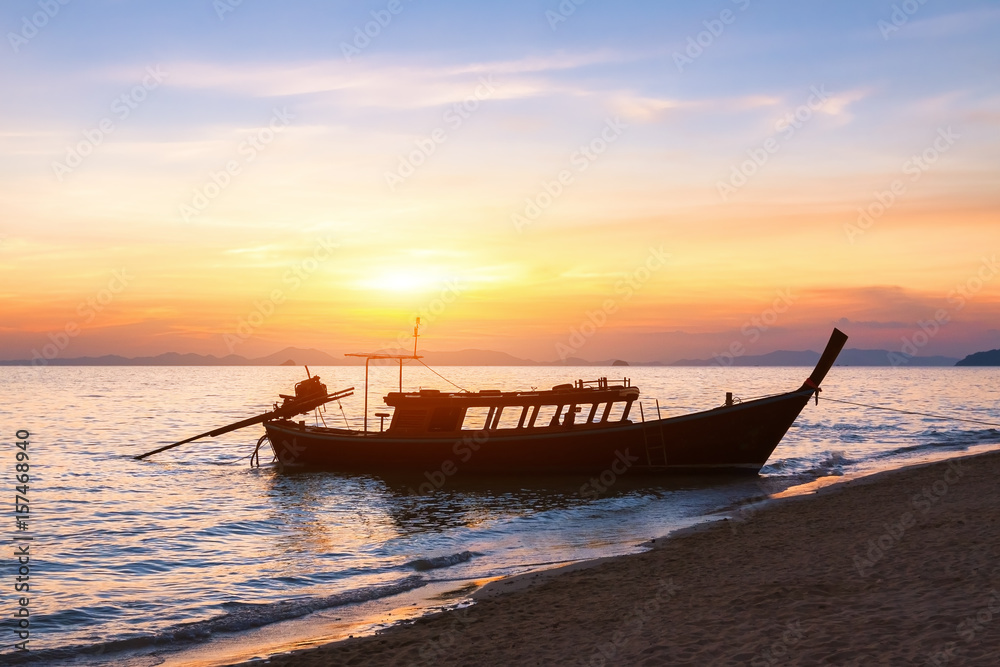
[{"x1": 257, "y1": 328, "x2": 848, "y2": 475}]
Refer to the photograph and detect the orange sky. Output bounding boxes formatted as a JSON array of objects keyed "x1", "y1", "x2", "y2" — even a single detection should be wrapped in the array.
[{"x1": 2, "y1": 2, "x2": 998, "y2": 363}]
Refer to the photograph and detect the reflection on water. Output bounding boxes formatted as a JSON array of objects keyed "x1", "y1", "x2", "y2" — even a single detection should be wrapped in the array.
[{"x1": 0, "y1": 365, "x2": 997, "y2": 660}]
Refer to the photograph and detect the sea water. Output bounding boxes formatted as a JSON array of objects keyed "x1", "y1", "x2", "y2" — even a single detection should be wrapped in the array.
[{"x1": 0, "y1": 365, "x2": 997, "y2": 664}]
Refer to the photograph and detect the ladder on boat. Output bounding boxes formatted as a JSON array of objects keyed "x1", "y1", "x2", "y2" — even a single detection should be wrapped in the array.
[{"x1": 640, "y1": 401, "x2": 669, "y2": 468}]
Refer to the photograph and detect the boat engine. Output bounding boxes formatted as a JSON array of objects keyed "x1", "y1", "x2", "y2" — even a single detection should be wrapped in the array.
[{"x1": 293, "y1": 375, "x2": 327, "y2": 400}]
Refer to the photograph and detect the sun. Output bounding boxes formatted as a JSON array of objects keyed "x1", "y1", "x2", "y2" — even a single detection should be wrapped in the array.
[{"x1": 361, "y1": 269, "x2": 443, "y2": 293}]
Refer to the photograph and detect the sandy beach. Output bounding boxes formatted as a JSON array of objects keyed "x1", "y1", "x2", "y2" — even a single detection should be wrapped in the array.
[{"x1": 248, "y1": 451, "x2": 1000, "y2": 666}]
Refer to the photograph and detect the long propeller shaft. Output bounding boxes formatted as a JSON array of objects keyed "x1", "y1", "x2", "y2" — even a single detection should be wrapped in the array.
[{"x1": 135, "y1": 386, "x2": 354, "y2": 460}]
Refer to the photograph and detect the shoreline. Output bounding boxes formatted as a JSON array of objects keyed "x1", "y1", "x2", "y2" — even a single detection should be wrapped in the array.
[{"x1": 240, "y1": 448, "x2": 1000, "y2": 666}]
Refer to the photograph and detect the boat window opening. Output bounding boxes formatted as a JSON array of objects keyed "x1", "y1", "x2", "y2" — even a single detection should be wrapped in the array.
[
  {"x1": 586, "y1": 403, "x2": 601, "y2": 423},
  {"x1": 600, "y1": 402, "x2": 614, "y2": 422},
  {"x1": 605, "y1": 402, "x2": 628, "y2": 422},
  {"x1": 533, "y1": 404, "x2": 560, "y2": 428},
  {"x1": 563, "y1": 405, "x2": 581, "y2": 427},
  {"x1": 461, "y1": 406, "x2": 493, "y2": 431},
  {"x1": 494, "y1": 406, "x2": 524, "y2": 430},
  {"x1": 428, "y1": 406, "x2": 463, "y2": 432}
]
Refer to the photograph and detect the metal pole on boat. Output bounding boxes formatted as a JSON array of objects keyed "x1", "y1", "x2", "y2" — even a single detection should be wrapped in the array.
[
  {"x1": 364, "y1": 357, "x2": 369, "y2": 434},
  {"x1": 413, "y1": 317, "x2": 420, "y2": 357}
]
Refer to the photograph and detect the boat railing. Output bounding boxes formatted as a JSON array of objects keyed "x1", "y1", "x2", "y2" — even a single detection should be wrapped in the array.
[{"x1": 571, "y1": 377, "x2": 631, "y2": 389}]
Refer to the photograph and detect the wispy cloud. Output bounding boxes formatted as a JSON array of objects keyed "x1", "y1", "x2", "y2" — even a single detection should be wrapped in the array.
[
  {"x1": 820, "y1": 88, "x2": 868, "y2": 118},
  {"x1": 92, "y1": 50, "x2": 632, "y2": 109}
]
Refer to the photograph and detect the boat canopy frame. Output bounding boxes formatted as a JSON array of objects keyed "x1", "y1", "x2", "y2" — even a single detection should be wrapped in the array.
[
  {"x1": 344, "y1": 352, "x2": 422, "y2": 434},
  {"x1": 381, "y1": 380, "x2": 640, "y2": 435},
  {"x1": 344, "y1": 318, "x2": 427, "y2": 434}
]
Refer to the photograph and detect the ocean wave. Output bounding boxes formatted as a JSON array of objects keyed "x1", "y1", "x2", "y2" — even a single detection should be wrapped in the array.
[
  {"x1": 3, "y1": 576, "x2": 426, "y2": 665},
  {"x1": 406, "y1": 550, "x2": 475, "y2": 571},
  {"x1": 805, "y1": 451, "x2": 852, "y2": 476},
  {"x1": 829, "y1": 422, "x2": 902, "y2": 432},
  {"x1": 870, "y1": 428, "x2": 1000, "y2": 460},
  {"x1": 920, "y1": 427, "x2": 1000, "y2": 448}
]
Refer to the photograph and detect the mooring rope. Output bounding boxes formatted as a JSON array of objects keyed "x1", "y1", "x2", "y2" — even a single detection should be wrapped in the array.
[
  {"x1": 415, "y1": 358, "x2": 470, "y2": 393},
  {"x1": 212, "y1": 449, "x2": 259, "y2": 466},
  {"x1": 821, "y1": 396, "x2": 1000, "y2": 429}
]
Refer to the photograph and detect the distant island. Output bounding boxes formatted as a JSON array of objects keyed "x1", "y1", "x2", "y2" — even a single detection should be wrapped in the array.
[
  {"x1": 0, "y1": 346, "x2": 970, "y2": 367},
  {"x1": 669, "y1": 348, "x2": 958, "y2": 367},
  {"x1": 955, "y1": 348, "x2": 1000, "y2": 366}
]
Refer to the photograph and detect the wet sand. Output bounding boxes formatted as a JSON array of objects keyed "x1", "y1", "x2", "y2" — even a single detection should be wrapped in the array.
[{"x1": 246, "y1": 451, "x2": 1000, "y2": 666}]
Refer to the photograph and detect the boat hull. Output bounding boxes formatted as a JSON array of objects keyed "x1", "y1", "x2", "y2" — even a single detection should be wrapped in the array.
[{"x1": 263, "y1": 389, "x2": 814, "y2": 475}]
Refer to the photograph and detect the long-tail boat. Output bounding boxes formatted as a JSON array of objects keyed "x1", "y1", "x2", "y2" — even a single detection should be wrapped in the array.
[
  {"x1": 137, "y1": 328, "x2": 847, "y2": 475},
  {"x1": 266, "y1": 328, "x2": 847, "y2": 474}
]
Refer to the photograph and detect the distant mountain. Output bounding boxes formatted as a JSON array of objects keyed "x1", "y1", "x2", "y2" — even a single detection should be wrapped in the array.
[
  {"x1": 0, "y1": 347, "x2": 338, "y2": 367},
  {"x1": 0, "y1": 346, "x2": 964, "y2": 367},
  {"x1": 0, "y1": 347, "x2": 617, "y2": 367},
  {"x1": 252, "y1": 347, "x2": 340, "y2": 366},
  {"x1": 671, "y1": 350, "x2": 819, "y2": 367},
  {"x1": 406, "y1": 349, "x2": 535, "y2": 366},
  {"x1": 956, "y1": 348, "x2": 1000, "y2": 366},
  {"x1": 668, "y1": 348, "x2": 959, "y2": 367},
  {"x1": 0, "y1": 352, "x2": 247, "y2": 366},
  {"x1": 835, "y1": 349, "x2": 958, "y2": 367}
]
